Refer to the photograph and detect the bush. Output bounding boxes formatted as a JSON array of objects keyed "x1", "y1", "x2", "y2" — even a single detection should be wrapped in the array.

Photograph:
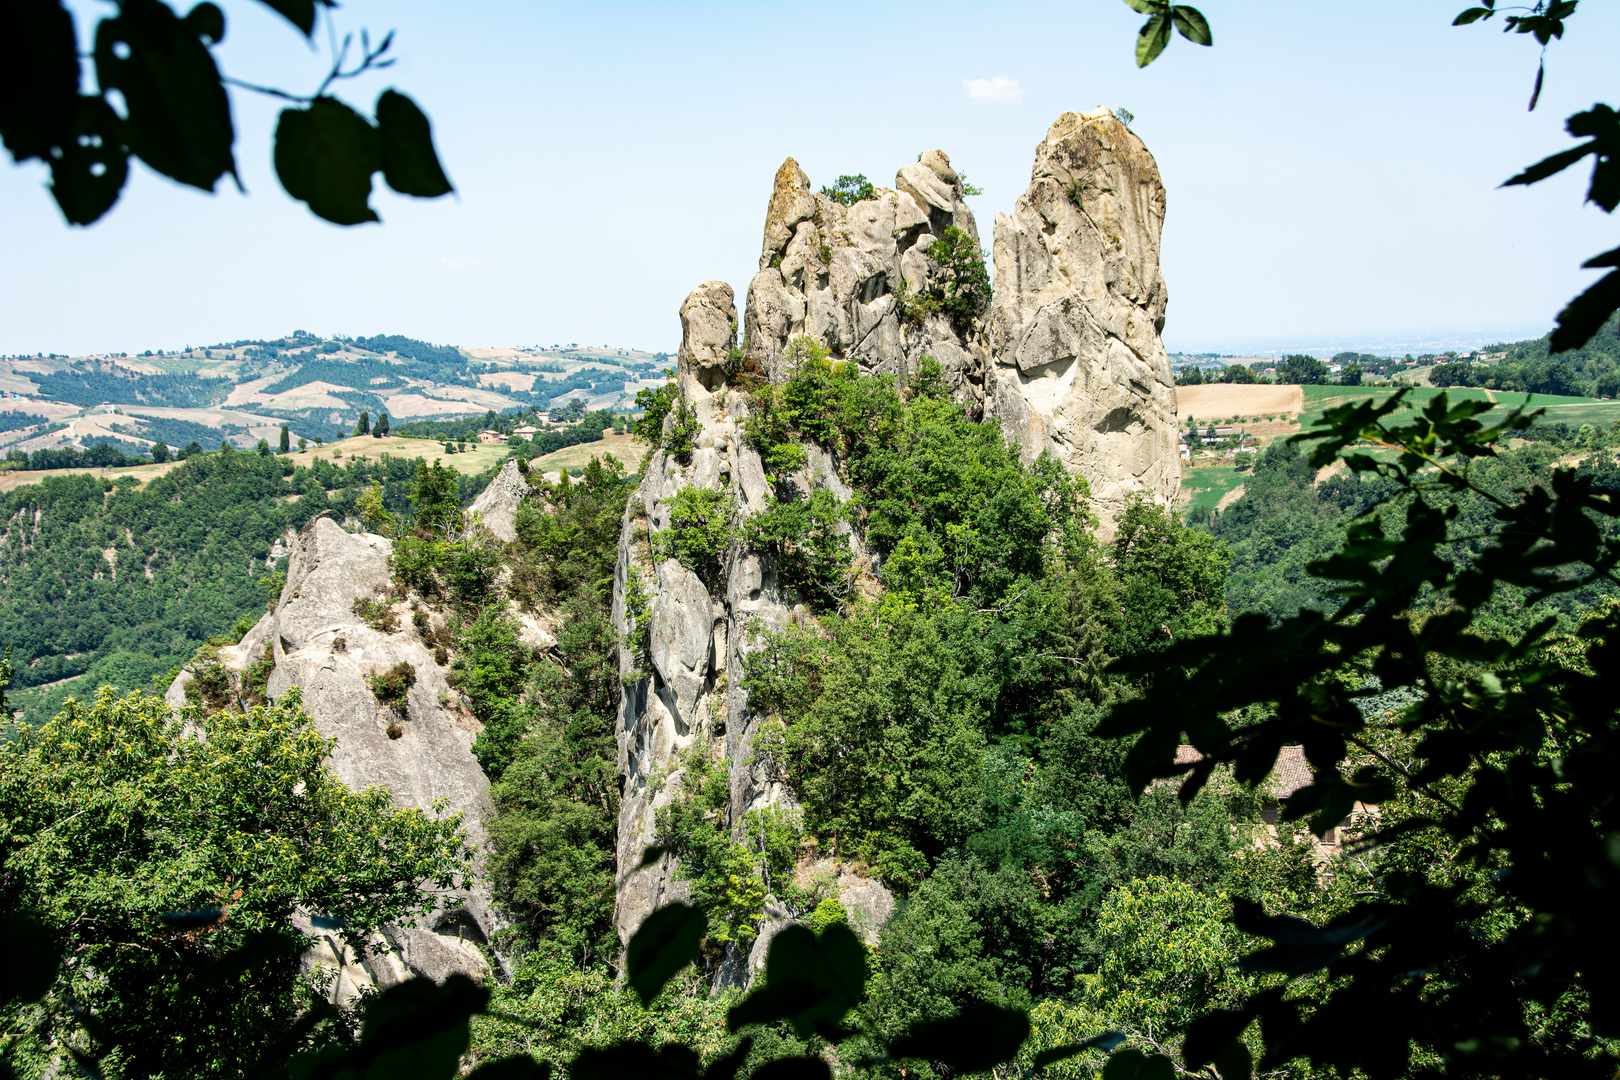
[
  {"x1": 368, "y1": 660, "x2": 417, "y2": 706},
  {"x1": 652, "y1": 487, "x2": 736, "y2": 592},
  {"x1": 352, "y1": 595, "x2": 400, "y2": 633},
  {"x1": 808, "y1": 897, "x2": 850, "y2": 935},
  {"x1": 924, "y1": 226, "x2": 990, "y2": 326},
  {"x1": 742, "y1": 488, "x2": 851, "y2": 610},
  {"x1": 820, "y1": 174, "x2": 875, "y2": 206}
]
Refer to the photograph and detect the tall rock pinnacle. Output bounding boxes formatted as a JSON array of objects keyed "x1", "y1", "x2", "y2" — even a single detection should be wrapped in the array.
[{"x1": 987, "y1": 108, "x2": 1180, "y2": 531}]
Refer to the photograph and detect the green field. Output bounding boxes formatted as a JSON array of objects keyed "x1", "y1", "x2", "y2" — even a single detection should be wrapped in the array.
[
  {"x1": 1181, "y1": 464, "x2": 1246, "y2": 518},
  {"x1": 1298, "y1": 384, "x2": 1620, "y2": 432}
]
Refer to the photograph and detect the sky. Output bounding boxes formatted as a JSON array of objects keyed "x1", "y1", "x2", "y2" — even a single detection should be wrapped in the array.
[{"x1": 1, "y1": 0, "x2": 1615, "y2": 358}]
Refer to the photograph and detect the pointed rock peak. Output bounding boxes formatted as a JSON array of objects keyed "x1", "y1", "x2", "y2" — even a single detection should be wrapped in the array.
[
  {"x1": 1033, "y1": 108, "x2": 1153, "y2": 185},
  {"x1": 678, "y1": 281, "x2": 737, "y2": 395},
  {"x1": 760, "y1": 157, "x2": 816, "y2": 270},
  {"x1": 896, "y1": 149, "x2": 977, "y2": 244}
]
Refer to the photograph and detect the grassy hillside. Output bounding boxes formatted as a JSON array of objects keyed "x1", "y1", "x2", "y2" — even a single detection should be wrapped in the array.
[{"x1": 0, "y1": 335, "x2": 672, "y2": 465}]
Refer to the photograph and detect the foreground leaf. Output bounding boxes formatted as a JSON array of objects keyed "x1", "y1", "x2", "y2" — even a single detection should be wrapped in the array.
[
  {"x1": 377, "y1": 89, "x2": 453, "y2": 198},
  {"x1": 625, "y1": 902, "x2": 705, "y2": 1007},
  {"x1": 93, "y1": 0, "x2": 236, "y2": 191},
  {"x1": 274, "y1": 96, "x2": 381, "y2": 225}
]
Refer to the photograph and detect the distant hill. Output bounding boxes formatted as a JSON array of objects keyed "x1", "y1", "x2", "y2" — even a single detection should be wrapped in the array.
[{"x1": 0, "y1": 335, "x2": 672, "y2": 461}]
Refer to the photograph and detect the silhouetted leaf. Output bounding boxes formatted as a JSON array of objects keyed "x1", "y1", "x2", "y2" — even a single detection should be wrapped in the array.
[
  {"x1": 1171, "y1": 6, "x2": 1211, "y2": 45},
  {"x1": 750, "y1": 1060, "x2": 829, "y2": 1080},
  {"x1": 0, "y1": 0, "x2": 79, "y2": 162},
  {"x1": 253, "y1": 0, "x2": 325, "y2": 36},
  {"x1": 568, "y1": 1041, "x2": 701, "y2": 1080},
  {"x1": 47, "y1": 97, "x2": 129, "y2": 225},
  {"x1": 1211, "y1": 1037, "x2": 1253, "y2": 1080},
  {"x1": 1033, "y1": 1031, "x2": 1126, "y2": 1069},
  {"x1": 727, "y1": 924, "x2": 866, "y2": 1039},
  {"x1": 699, "y1": 1036, "x2": 752, "y2": 1080},
  {"x1": 1452, "y1": 7, "x2": 1494, "y2": 25},
  {"x1": 0, "y1": 912, "x2": 58, "y2": 1005},
  {"x1": 890, "y1": 999, "x2": 1030, "y2": 1073},
  {"x1": 93, "y1": 0, "x2": 236, "y2": 191},
  {"x1": 297, "y1": 974, "x2": 487, "y2": 1080},
  {"x1": 1136, "y1": 11, "x2": 1172, "y2": 66},
  {"x1": 626, "y1": 902, "x2": 705, "y2": 1007},
  {"x1": 377, "y1": 89, "x2": 452, "y2": 198},
  {"x1": 158, "y1": 906, "x2": 226, "y2": 928},
  {"x1": 1550, "y1": 269, "x2": 1620, "y2": 355},
  {"x1": 1101, "y1": 1049, "x2": 1175, "y2": 1080},
  {"x1": 468, "y1": 1055, "x2": 552, "y2": 1080},
  {"x1": 274, "y1": 96, "x2": 381, "y2": 225}
]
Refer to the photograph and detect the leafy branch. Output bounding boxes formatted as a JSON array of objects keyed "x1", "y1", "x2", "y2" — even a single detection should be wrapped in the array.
[
  {"x1": 0, "y1": 0, "x2": 451, "y2": 227},
  {"x1": 1121, "y1": 0, "x2": 1212, "y2": 68},
  {"x1": 1453, "y1": 0, "x2": 1578, "y2": 109}
]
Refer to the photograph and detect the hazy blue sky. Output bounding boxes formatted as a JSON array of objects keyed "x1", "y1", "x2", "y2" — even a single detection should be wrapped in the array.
[{"x1": 2, "y1": 1, "x2": 1615, "y2": 356}]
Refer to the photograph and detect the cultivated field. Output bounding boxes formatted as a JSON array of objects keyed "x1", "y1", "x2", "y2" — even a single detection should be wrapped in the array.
[
  {"x1": 530, "y1": 430, "x2": 644, "y2": 476},
  {"x1": 1176, "y1": 383, "x2": 1303, "y2": 420},
  {"x1": 307, "y1": 435, "x2": 510, "y2": 476}
]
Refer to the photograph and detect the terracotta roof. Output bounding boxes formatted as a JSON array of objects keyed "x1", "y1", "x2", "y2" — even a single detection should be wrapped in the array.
[{"x1": 1174, "y1": 744, "x2": 1314, "y2": 798}]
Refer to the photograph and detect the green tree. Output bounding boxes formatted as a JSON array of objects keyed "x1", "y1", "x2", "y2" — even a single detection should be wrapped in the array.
[
  {"x1": 354, "y1": 411, "x2": 371, "y2": 437},
  {"x1": 1101, "y1": 390, "x2": 1620, "y2": 1078},
  {"x1": 279, "y1": 424, "x2": 290, "y2": 453},
  {"x1": 409, "y1": 458, "x2": 462, "y2": 535},
  {"x1": 1109, "y1": 494, "x2": 1229, "y2": 656},
  {"x1": 820, "y1": 174, "x2": 875, "y2": 206},
  {"x1": 924, "y1": 225, "x2": 991, "y2": 327},
  {"x1": 375, "y1": 411, "x2": 391, "y2": 438},
  {"x1": 0, "y1": 685, "x2": 472, "y2": 1079},
  {"x1": 149, "y1": 440, "x2": 169, "y2": 462},
  {"x1": 1277, "y1": 354, "x2": 1329, "y2": 385},
  {"x1": 255, "y1": 437, "x2": 272, "y2": 456},
  {"x1": 1339, "y1": 359, "x2": 1363, "y2": 385}
]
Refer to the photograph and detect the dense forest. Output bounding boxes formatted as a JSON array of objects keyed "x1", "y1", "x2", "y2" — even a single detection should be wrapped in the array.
[
  {"x1": 30, "y1": 363, "x2": 232, "y2": 408},
  {"x1": 2, "y1": 348, "x2": 1617, "y2": 1078},
  {"x1": 0, "y1": 446, "x2": 496, "y2": 724}
]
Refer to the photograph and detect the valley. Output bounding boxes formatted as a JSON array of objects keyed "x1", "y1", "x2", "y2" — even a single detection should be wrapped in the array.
[{"x1": 2, "y1": 12, "x2": 1616, "y2": 1072}]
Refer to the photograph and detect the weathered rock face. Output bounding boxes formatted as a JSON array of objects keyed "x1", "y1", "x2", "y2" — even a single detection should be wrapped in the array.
[
  {"x1": 469, "y1": 460, "x2": 529, "y2": 542},
  {"x1": 165, "y1": 512, "x2": 503, "y2": 992},
  {"x1": 610, "y1": 275, "x2": 880, "y2": 972},
  {"x1": 987, "y1": 108, "x2": 1180, "y2": 531},
  {"x1": 613, "y1": 117, "x2": 1182, "y2": 976},
  {"x1": 743, "y1": 152, "x2": 989, "y2": 412}
]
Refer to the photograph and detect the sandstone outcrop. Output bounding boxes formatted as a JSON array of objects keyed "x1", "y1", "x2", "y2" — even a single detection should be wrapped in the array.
[
  {"x1": 986, "y1": 108, "x2": 1180, "y2": 529},
  {"x1": 612, "y1": 116, "x2": 1183, "y2": 979},
  {"x1": 165, "y1": 512, "x2": 503, "y2": 993},
  {"x1": 743, "y1": 153, "x2": 989, "y2": 412},
  {"x1": 468, "y1": 459, "x2": 529, "y2": 542},
  {"x1": 610, "y1": 277, "x2": 880, "y2": 973}
]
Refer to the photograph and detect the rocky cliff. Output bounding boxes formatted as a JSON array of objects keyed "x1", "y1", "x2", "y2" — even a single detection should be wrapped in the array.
[
  {"x1": 743, "y1": 152, "x2": 989, "y2": 412},
  {"x1": 611, "y1": 112, "x2": 1181, "y2": 976},
  {"x1": 165, "y1": 508, "x2": 520, "y2": 998},
  {"x1": 987, "y1": 108, "x2": 1180, "y2": 526}
]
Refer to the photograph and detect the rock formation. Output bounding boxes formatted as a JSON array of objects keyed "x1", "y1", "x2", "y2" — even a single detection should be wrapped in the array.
[
  {"x1": 166, "y1": 510, "x2": 515, "y2": 996},
  {"x1": 743, "y1": 152, "x2": 990, "y2": 412},
  {"x1": 611, "y1": 278, "x2": 880, "y2": 976},
  {"x1": 469, "y1": 459, "x2": 529, "y2": 542},
  {"x1": 986, "y1": 108, "x2": 1180, "y2": 527},
  {"x1": 611, "y1": 111, "x2": 1182, "y2": 978}
]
